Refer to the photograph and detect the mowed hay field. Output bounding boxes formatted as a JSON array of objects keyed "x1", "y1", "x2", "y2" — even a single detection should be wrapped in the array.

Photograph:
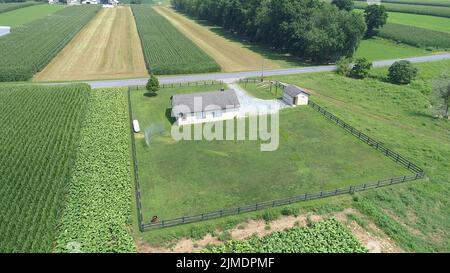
[
  {"x1": 153, "y1": 6, "x2": 281, "y2": 72},
  {"x1": 34, "y1": 6, "x2": 148, "y2": 82}
]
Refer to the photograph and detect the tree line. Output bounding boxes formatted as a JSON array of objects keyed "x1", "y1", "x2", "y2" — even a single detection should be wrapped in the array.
[{"x1": 171, "y1": 0, "x2": 366, "y2": 63}]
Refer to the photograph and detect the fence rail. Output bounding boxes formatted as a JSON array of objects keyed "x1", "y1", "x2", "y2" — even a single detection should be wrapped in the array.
[
  {"x1": 127, "y1": 88, "x2": 145, "y2": 232},
  {"x1": 130, "y1": 85, "x2": 425, "y2": 231},
  {"x1": 142, "y1": 174, "x2": 423, "y2": 230},
  {"x1": 128, "y1": 80, "x2": 224, "y2": 91},
  {"x1": 308, "y1": 100, "x2": 424, "y2": 174}
]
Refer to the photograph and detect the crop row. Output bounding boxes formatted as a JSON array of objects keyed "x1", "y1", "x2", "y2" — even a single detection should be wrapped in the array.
[
  {"x1": 131, "y1": 4, "x2": 220, "y2": 75},
  {"x1": 355, "y1": 0, "x2": 450, "y2": 8},
  {"x1": 205, "y1": 219, "x2": 368, "y2": 253},
  {"x1": 378, "y1": 23, "x2": 450, "y2": 49},
  {"x1": 354, "y1": 1, "x2": 450, "y2": 18},
  {"x1": 55, "y1": 89, "x2": 135, "y2": 253},
  {"x1": 0, "y1": 84, "x2": 90, "y2": 252},
  {"x1": 0, "y1": 5, "x2": 100, "y2": 82},
  {"x1": 0, "y1": 2, "x2": 39, "y2": 14}
]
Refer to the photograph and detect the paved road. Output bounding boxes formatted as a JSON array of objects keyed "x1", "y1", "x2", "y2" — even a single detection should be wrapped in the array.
[{"x1": 87, "y1": 53, "x2": 450, "y2": 89}]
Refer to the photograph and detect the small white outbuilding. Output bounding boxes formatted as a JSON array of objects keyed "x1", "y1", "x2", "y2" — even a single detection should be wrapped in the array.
[
  {"x1": 0, "y1": 26, "x2": 11, "y2": 37},
  {"x1": 282, "y1": 85, "x2": 310, "y2": 106}
]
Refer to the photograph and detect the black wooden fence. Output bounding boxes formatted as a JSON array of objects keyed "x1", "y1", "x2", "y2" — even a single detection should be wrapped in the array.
[
  {"x1": 141, "y1": 173, "x2": 423, "y2": 230},
  {"x1": 308, "y1": 100, "x2": 424, "y2": 174},
  {"x1": 129, "y1": 85, "x2": 425, "y2": 231},
  {"x1": 127, "y1": 89, "x2": 144, "y2": 231},
  {"x1": 128, "y1": 80, "x2": 224, "y2": 91}
]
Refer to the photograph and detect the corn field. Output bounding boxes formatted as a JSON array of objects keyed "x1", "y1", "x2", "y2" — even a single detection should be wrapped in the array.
[
  {"x1": 0, "y1": 5, "x2": 100, "y2": 82},
  {"x1": 131, "y1": 4, "x2": 220, "y2": 75},
  {"x1": 0, "y1": 84, "x2": 90, "y2": 252}
]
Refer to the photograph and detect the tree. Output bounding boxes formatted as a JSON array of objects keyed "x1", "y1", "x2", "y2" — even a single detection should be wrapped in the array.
[
  {"x1": 331, "y1": 0, "x2": 354, "y2": 11},
  {"x1": 388, "y1": 60, "x2": 418, "y2": 84},
  {"x1": 350, "y1": 58, "x2": 372, "y2": 79},
  {"x1": 146, "y1": 75, "x2": 159, "y2": 94},
  {"x1": 364, "y1": 4, "x2": 388, "y2": 37},
  {"x1": 336, "y1": 56, "x2": 353, "y2": 76},
  {"x1": 432, "y1": 76, "x2": 450, "y2": 119}
]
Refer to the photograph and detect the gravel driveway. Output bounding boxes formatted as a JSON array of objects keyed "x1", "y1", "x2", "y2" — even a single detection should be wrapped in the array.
[{"x1": 227, "y1": 82, "x2": 289, "y2": 116}]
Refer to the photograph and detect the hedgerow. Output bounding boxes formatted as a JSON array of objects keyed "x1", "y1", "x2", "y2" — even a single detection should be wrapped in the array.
[
  {"x1": 0, "y1": 84, "x2": 90, "y2": 252},
  {"x1": 378, "y1": 23, "x2": 450, "y2": 49},
  {"x1": 131, "y1": 4, "x2": 220, "y2": 75},
  {"x1": 0, "y1": 5, "x2": 100, "y2": 82},
  {"x1": 55, "y1": 88, "x2": 135, "y2": 253},
  {"x1": 205, "y1": 219, "x2": 367, "y2": 253}
]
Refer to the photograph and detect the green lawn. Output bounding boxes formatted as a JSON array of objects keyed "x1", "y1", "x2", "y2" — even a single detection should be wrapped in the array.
[
  {"x1": 387, "y1": 12, "x2": 450, "y2": 34},
  {"x1": 355, "y1": 38, "x2": 431, "y2": 61},
  {"x1": 259, "y1": 59, "x2": 450, "y2": 252},
  {"x1": 130, "y1": 85, "x2": 409, "y2": 222},
  {"x1": 0, "y1": 4, "x2": 65, "y2": 26}
]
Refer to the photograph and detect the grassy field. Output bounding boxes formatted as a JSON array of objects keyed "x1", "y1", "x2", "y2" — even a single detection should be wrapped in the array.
[
  {"x1": 34, "y1": 6, "x2": 148, "y2": 82},
  {"x1": 387, "y1": 12, "x2": 450, "y2": 33},
  {"x1": 378, "y1": 23, "x2": 450, "y2": 49},
  {"x1": 55, "y1": 88, "x2": 135, "y2": 253},
  {"x1": 354, "y1": 1, "x2": 450, "y2": 18},
  {"x1": 153, "y1": 6, "x2": 283, "y2": 71},
  {"x1": 355, "y1": 0, "x2": 450, "y2": 7},
  {"x1": 355, "y1": 38, "x2": 431, "y2": 61},
  {"x1": 0, "y1": 4, "x2": 65, "y2": 26},
  {"x1": 0, "y1": 84, "x2": 89, "y2": 252},
  {"x1": 130, "y1": 85, "x2": 409, "y2": 222},
  {"x1": 131, "y1": 4, "x2": 219, "y2": 75},
  {"x1": 0, "y1": 2, "x2": 39, "y2": 14},
  {"x1": 259, "y1": 59, "x2": 450, "y2": 252}
]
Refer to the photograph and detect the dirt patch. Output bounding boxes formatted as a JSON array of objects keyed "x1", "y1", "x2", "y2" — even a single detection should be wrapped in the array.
[
  {"x1": 153, "y1": 6, "x2": 280, "y2": 72},
  {"x1": 137, "y1": 208, "x2": 403, "y2": 253},
  {"x1": 34, "y1": 6, "x2": 148, "y2": 82}
]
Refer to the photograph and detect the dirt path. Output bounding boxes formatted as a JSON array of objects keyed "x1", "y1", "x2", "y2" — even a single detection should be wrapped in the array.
[
  {"x1": 137, "y1": 208, "x2": 403, "y2": 253},
  {"x1": 34, "y1": 7, "x2": 148, "y2": 82},
  {"x1": 153, "y1": 6, "x2": 281, "y2": 72}
]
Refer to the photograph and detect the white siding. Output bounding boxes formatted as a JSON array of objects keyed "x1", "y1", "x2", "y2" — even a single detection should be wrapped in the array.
[{"x1": 176, "y1": 108, "x2": 239, "y2": 126}]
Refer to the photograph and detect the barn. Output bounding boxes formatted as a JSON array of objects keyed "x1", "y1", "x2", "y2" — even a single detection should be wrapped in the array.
[{"x1": 282, "y1": 85, "x2": 310, "y2": 106}]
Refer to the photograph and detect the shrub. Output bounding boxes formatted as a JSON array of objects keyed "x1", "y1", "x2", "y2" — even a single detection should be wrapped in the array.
[
  {"x1": 262, "y1": 210, "x2": 279, "y2": 222},
  {"x1": 336, "y1": 57, "x2": 353, "y2": 76},
  {"x1": 388, "y1": 60, "x2": 418, "y2": 84},
  {"x1": 281, "y1": 206, "x2": 300, "y2": 216},
  {"x1": 350, "y1": 58, "x2": 372, "y2": 79}
]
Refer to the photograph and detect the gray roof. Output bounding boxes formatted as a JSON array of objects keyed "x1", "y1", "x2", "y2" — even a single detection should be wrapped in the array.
[
  {"x1": 284, "y1": 85, "x2": 310, "y2": 97},
  {"x1": 171, "y1": 89, "x2": 240, "y2": 117}
]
